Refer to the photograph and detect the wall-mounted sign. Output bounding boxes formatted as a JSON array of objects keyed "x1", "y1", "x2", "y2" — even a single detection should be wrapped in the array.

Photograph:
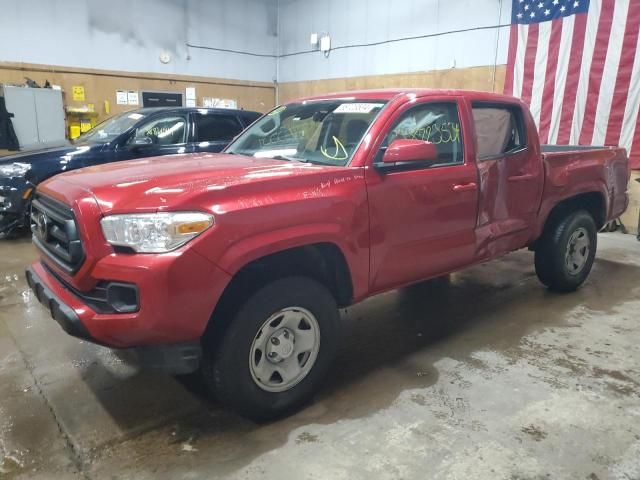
[
  {"x1": 127, "y1": 91, "x2": 139, "y2": 106},
  {"x1": 72, "y1": 86, "x2": 85, "y2": 101},
  {"x1": 141, "y1": 91, "x2": 183, "y2": 108},
  {"x1": 116, "y1": 90, "x2": 128, "y2": 105}
]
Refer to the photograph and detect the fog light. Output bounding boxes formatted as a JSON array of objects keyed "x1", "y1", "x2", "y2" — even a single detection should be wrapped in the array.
[{"x1": 106, "y1": 282, "x2": 139, "y2": 313}]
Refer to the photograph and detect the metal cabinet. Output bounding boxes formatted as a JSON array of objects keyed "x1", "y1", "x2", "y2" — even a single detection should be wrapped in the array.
[{"x1": 1, "y1": 86, "x2": 66, "y2": 151}]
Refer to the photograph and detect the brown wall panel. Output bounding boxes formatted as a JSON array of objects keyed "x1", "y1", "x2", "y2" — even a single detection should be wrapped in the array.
[
  {"x1": 278, "y1": 65, "x2": 507, "y2": 103},
  {"x1": 1, "y1": 63, "x2": 504, "y2": 123},
  {"x1": 0, "y1": 61, "x2": 276, "y2": 122}
]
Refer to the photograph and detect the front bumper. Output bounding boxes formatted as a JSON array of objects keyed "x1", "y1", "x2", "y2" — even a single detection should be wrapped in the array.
[
  {"x1": 26, "y1": 266, "x2": 93, "y2": 341},
  {"x1": 0, "y1": 212, "x2": 26, "y2": 237},
  {"x1": 26, "y1": 238, "x2": 232, "y2": 366},
  {"x1": 28, "y1": 249, "x2": 232, "y2": 345},
  {"x1": 25, "y1": 263, "x2": 218, "y2": 374},
  {"x1": 0, "y1": 178, "x2": 33, "y2": 235}
]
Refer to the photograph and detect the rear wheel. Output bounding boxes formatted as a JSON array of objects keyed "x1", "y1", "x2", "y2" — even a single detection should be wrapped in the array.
[
  {"x1": 201, "y1": 276, "x2": 340, "y2": 421},
  {"x1": 534, "y1": 210, "x2": 597, "y2": 292}
]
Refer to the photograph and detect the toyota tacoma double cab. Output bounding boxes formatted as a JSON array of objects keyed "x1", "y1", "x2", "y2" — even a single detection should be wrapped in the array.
[{"x1": 25, "y1": 89, "x2": 629, "y2": 420}]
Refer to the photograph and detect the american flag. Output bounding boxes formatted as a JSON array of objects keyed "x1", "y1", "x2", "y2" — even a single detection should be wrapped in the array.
[{"x1": 504, "y1": 0, "x2": 640, "y2": 170}]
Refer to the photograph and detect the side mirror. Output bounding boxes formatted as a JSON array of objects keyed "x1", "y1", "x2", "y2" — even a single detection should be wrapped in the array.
[
  {"x1": 260, "y1": 118, "x2": 277, "y2": 134},
  {"x1": 382, "y1": 139, "x2": 438, "y2": 164},
  {"x1": 132, "y1": 136, "x2": 153, "y2": 146}
]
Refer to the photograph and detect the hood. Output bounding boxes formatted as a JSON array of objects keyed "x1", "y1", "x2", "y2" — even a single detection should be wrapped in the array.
[
  {"x1": 0, "y1": 145, "x2": 77, "y2": 164},
  {"x1": 47, "y1": 152, "x2": 349, "y2": 214},
  {"x1": 0, "y1": 143, "x2": 103, "y2": 181}
]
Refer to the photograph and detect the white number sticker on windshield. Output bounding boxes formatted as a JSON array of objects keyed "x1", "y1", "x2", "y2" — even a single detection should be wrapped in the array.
[{"x1": 334, "y1": 103, "x2": 383, "y2": 114}]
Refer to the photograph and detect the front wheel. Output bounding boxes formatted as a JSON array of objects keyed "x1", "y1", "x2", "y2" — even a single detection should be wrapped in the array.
[
  {"x1": 534, "y1": 210, "x2": 597, "y2": 292},
  {"x1": 201, "y1": 276, "x2": 340, "y2": 421}
]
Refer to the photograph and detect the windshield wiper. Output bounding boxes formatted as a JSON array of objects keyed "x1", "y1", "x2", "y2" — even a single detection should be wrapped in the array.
[{"x1": 271, "y1": 155, "x2": 307, "y2": 163}]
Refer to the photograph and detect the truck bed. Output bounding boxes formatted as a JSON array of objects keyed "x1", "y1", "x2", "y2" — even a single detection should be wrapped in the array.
[
  {"x1": 541, "y1": 144, "x2": 615, "y2": 153},
  {"x1": 537, "y1": 145, "x2": 629, "y2": 235}
]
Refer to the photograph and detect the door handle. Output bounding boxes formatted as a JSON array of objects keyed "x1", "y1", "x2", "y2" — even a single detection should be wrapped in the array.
[
  {"x1": 452, "y1": 182, "x2": 477, "y2": 192},
  {"x1": 508, "y1": 173, "x2": 535, "y2": 182}
]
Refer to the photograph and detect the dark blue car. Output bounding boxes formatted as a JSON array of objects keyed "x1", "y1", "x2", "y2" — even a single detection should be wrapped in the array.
[{"x1": 0, "y1": 106, "x2": 261, "y2": 237}]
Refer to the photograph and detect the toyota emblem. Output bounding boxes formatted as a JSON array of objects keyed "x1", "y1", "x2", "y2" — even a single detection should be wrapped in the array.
[{"x1": 34, "y1": 211, "x2": 49, "y2": 241}]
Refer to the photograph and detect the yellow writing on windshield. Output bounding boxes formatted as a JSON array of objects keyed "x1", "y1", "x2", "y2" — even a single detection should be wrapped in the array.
[
  {"x1": 320, "y1": 136, "x2": 349, "y2": 161},
  {"x1": 395, "y1": 122, "x2": 461, "y2": 145}
]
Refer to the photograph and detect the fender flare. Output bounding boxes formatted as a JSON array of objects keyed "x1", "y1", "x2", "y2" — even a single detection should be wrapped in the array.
[
  {"x1": 216, "y1": 222, "x2": 357, "y2": 279},
  {"x1": 535, "y1": 182, "x2": 609, "y2": 239}
]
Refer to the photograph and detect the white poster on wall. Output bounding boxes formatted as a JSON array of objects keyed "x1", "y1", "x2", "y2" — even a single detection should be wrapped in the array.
[
  {"x1": 186, "y1": 99, "x2": 196, "y2": 107},
  {"x1": 127, "y1": 91, "x2": 139, "y2": 106},
  {"x1": 204, "y1": 98, "x2": 237, "y2": 109},
  {"x1": 186, "y1": 87, "x2": 196, "y2": 100},
  {"x1": 116, "y1": 90, "x2": 128, "y2": 105}
]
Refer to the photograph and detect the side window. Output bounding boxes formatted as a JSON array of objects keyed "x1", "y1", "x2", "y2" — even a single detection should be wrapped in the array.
[
  {"x1": 383, "y1": 102, "x2": 463, "y2": 166},
  {"x1": 129, "y1": 116, "x2": 186, "y2": 146},
  {"x1": 472, "y1": 105, "x2": 526, "y2": 159},
  {"x1": 194, "y1": 113, "x2": 243, "y2": 142}
]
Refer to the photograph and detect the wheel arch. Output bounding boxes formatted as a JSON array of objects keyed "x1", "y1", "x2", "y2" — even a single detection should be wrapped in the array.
[
  {"x1": 535, "y1": 190, "x2": 607, "y2": 245},
  {"x1": 204, "y1": 240, "x2": 355, "y2": 339}
]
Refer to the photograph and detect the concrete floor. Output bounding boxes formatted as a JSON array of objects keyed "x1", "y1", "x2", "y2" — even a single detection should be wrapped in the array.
[{"x1": 1, "y1": 234, "x2": 639, "y2": 480}]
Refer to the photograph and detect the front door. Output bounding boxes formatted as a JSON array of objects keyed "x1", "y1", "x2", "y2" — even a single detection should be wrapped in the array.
[
  {"x1": 366, "y1": 99, "x2": 479, "y2": 293},
  {"x1": 116, "y1": 114, "x2": 190, "y2": 162},
  {"x1": 471, "y1": 103, "x2": 543, "y2": 259}
]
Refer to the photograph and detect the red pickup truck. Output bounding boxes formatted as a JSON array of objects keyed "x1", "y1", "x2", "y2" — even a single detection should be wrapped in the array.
[{"x1": 26, "y1": 89, "x2": 629, "y2": 420}]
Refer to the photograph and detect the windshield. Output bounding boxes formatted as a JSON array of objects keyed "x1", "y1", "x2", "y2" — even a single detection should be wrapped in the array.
[
  {"x1": 74, "y1": 111, "x2": 147, "y2": 143},
  {"x1": 225, "y1": 100, "x2": 387, "y2": 165}
]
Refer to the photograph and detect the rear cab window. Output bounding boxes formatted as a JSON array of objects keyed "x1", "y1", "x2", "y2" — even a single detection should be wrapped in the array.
[{"x1": 472, "y1": 103, "x2": 527, "y2": 159}]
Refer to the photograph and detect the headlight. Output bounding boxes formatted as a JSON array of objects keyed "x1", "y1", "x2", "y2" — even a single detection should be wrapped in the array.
[
  {"x1": 0, "y1": 162, "x2": 31, "y2": 177},
  {"x1": 100, "y1": 212, "x2": 214, "y2": 253}
]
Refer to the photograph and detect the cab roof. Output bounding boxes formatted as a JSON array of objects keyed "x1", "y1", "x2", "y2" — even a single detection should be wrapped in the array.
[
  {"x1": 291, "y1": 88, "x2": 521, "y2": 105},
  {"x1": 131, "y1": 106, "x2": 261, "y2": 116}
]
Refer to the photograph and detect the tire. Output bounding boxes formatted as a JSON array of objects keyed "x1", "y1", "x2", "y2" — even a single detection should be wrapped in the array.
[
  {"x1": 201, "y1": 276, "x2": 340, "y2": 421},
  {"x1": 534, "y1": 210, "x2": 597, "y2": 292}
]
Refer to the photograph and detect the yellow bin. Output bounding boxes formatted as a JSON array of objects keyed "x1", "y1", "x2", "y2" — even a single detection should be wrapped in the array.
[{"x1": 69, "y1": 125, "x2": 81, "y2": 139}]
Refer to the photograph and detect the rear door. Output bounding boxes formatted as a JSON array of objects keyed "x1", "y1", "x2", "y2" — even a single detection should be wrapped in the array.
[
  {"x1": 190, "y1": 111, "x2": 245, "y2": 153},
  {"x1": 366, "y1": 98, "x2": 480, "y2": 292},
  {"x1": 471, "y1": 102, "x2": 544, "y2": 258}
]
